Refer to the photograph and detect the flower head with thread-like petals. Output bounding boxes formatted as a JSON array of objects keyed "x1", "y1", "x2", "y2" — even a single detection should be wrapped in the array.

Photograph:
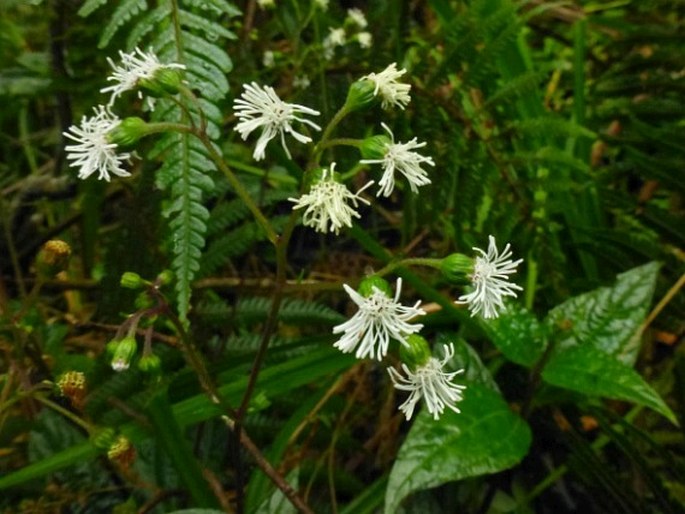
[
  {"x1": 360, "y1": 63, "x2": 411, "y2": 110},
  {"x1": 101, "y1": 47, "x2": 185, "y2": 106},
  {"x1": 457, "y1": 235, "x2": 523, "y2": 319},
  {"x1": 388, "y1": 343, "x2": 466, "y2": 420},
  {"x1": 333, "y1": 277, "x2": 425, "y2": 361},
  {"x1": 361, "y1": 123, "x2": 434, "y2": 197},
  {"x1": 63, "y1": 105, "x2": 131, "y2": 181},
  {"x1": 233, "y1": 82, "x2": 321, "y2": 161},
  {"x1": 289, "y1": 163, "x2": 373, "y2": 234}
]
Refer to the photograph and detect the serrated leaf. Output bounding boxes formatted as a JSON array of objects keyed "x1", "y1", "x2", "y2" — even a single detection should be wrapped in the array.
[
  {"x1": 384, "y1": 384, "x2": 532, "y2": 514},
  {"x1": 545, "y1": 261, "x2": 661, "y2": 366},
  {"x1": 482, "y1": 305, "x2": 547, "y2": 367},
  {"x1": 541, "y1": 344, "x2": 677, "y2": 424}
]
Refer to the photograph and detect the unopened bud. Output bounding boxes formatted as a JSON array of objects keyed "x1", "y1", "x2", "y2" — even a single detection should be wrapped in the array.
[
  {"x1": 360, "y1": 134, "x2": 390, "y2": 160},
  {"x1": 358, "y1": 276, "x2": 393, "y2": 298},
  {"x1": 399, "y1": 334, "x2": 432, "y2": 369},
  {"x1": 139, "y1": 68, "x2": 184, "y2": 97},
  {"x1": 345, "y1": 79, "x2": 377, "y2": 112},
  {"x1": 120, "y1": 271, "x2": 146, "y2": 290},
  {"x1": 137, "y1": 353, "x2": 161, "y2": 375},
  {"x1": 108, "y1": 117, "x2": 148, "y2": 147},
  {"x1": 110, "y1": 336, "x2": 137, "y2": 372},
  {"x1": 440, "y1": 253, "x2": 473, "y2": 284},
  {"x1": 156, "y1": 269, "x2": 174, "y2": 286}
]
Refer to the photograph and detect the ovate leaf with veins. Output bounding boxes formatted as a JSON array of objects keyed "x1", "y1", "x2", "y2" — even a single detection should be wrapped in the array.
[
  {"x1": 542, "y1": 344, "x2": 677, "y2": 425},
  {"x1": 545, "y1": 262, "x2": 660, "y2": 366},
  {"x1": 384, "y1": 384, "x2": 531, "y2": 513}
]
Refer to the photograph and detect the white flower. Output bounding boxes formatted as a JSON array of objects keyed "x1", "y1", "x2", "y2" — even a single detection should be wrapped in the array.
[
  {"x1": 63, "y1": 105, "x2": 131, "y2": 181},
  {"x1": 101, "y1": 47, "x2": 185, "y2": 106},
  {"x1": 314, "y1": 0, "x2": 329, "y2": 10},
  {"x1": 360, "y1": 63, "x2": 411, "y2": 110},
  {"x1": 289, "y1": 163, "x2": 373, "y2": 234},
  {"x1": 323, "y1": 27, "x2": 346, "y2": 59},
  {"x1": 457, "y1": 236, "x2": 523, "y2": 319},
  {"x1": 233, "y1": 82, "x2": 321, "y2": 161},
  {"x1": 388, "y1": 343, "x2": 466, "y2": 420},
  {"x1": 347, "y1": 8, "x2": 368, "y2": 28},
  {"x1": 333, "y1": 278, "x2": 425, "y2": 360},
  {"x1": 357, "y1": 32, "x2": 372, "y2": 48},
  {"x1": 361, "y1": 123, "x2": 434, "y2": 197},
  {"x1": 293, "y1": 75, "x2": 311, "y2": 90},
  {"x1": 262, "y1": 50, "x2": 275, "y2": 68},
  {"x1": 257, "y1": 0, "x2": 275, "y2": 8}
]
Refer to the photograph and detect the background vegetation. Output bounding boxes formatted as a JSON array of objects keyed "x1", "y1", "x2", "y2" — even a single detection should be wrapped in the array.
[{"x1": 0, "y1": 0, "x2": 683, "y2": 512}]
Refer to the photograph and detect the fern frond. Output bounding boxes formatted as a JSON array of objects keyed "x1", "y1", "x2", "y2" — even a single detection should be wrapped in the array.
[
  {"x1": 510, "y1": 117, "x2": 597, "y2": 140},
  {"x1": 197, "y1": 297, "x2": 346, "y2": 326},
  {"x1": 78, "y1": 0, "x2": 109, "y2": 17},
  {"x1": 199, "y1": 215, "x2": 289, "y2": 277},
  {"x1": 98, "y1": 0, "x2": 148, "y2": 49},
  {"x1": 178, "y1": 9, "x2": 237, "y2": 40},
  {"x1": 82, "y1": 0, "x2": 240, "y2": 321},
  {"x1": 184, "y1": 0, "x2": 241, "y2": 16}
]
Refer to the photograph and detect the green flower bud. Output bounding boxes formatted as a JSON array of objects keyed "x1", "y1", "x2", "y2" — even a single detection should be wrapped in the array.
[
  {"x1": 120, "y1": 271, "x2": 145, "y2": 290},
  {"x1": 156, "y1": 269, "x2": 174, "y2": 286},
  {"x1": 358, "y1": 276, "x2": 393, "y2": 298},
  {"x1": 399, "y1": 334, "x2": 432, "y2": 369},
  {"x1": 111, "y1": 336, "x2": 137, "y2": 372},
  {"x1": 360, "y1": 134, "x2": 390, "y2": 160},
  {"x1": 139, "y1": 68, "x2": 184, "y2": 97},
  {"x1": 108, "y1": 117, "x2": 148, "y2": 147},
  {"x1": 91, "y1": 427, "x2": 117, "y2": 451},
  {"x1": 303, "y1": 166, "x2": 329, "y2": 190},
  {"x1": 137, "y1": 353, "x2": 161, "y2": 375},
  {"x1": 344, "y1": 79, "x2": 377, "y2": 112},
  {"x1": 440, "y1": 253, "x2": 474, "y2": 284}
]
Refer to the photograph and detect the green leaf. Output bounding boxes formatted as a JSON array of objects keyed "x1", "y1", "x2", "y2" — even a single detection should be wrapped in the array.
[
  {"x1": 440, "y1": 335, "x2": 500, "y2": 391},
  {"x1": 384, "y1": 384, "x2": 532, "y2": 514},
  {"x1": 545, "y1": 261, "x2": 661, "y2": 366},
  {"x1": 541, "y1": 344, "x2": 677, "y2": 424},
  {"x1": 146, "y1": 390, "x2": 220, "y2": 508},
  {"x1": 165, "y1": 510, "x2": 226, "y2": 514},
  {"x1": 482, "y1": 305, "x2": 547, "y2": 367},
  {"x1": 254, "y1": 469, "x2": 298, "y2": 514}
]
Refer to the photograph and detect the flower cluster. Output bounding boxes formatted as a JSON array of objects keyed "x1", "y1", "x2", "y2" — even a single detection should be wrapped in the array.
[
  {"x1": 331, "y1": 276, "x2": 465, "y2": 421},
  {"x1": 64, "y1": 47, "x2": 184, "y2": 182},
  {"x1": 322, "y1": 7, "x2": 372, "y2": 59}
]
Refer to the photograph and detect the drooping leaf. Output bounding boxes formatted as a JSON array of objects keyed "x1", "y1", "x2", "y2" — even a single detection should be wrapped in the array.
[
  {"x1": 541, "y1": 344, "x2": 677, "y2": 424},
  {"x1": 384, "y1": 384, "x2": 532, "y2": 513}
]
